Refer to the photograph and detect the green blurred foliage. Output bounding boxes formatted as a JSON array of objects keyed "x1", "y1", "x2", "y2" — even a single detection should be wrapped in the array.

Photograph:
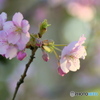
[{"x1": 0, "y1": 0, "x2": 100, "y2": 100}]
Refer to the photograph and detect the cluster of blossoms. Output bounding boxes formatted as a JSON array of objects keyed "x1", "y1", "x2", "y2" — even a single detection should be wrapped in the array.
[
  {"x1": 0, "y1": 12, "x2": 87, "y2": 76},
  {"x1": 0, "y1": 12, "x2": 30, "y2": 60},
  {"x1": 0, "y1": 12, "x2": 87, "y2": 100}
]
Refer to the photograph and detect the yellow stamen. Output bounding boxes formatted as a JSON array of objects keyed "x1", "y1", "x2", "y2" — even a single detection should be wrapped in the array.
[{"x1": 15, "y1": 28, "x2": 22, "y2": 33}]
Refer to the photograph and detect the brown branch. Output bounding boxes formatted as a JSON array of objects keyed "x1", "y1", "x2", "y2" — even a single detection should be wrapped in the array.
[
  {"x1": 11, "y1": 19, "x2": 49, "y2": 100},
  {"x1": 12, "y1": 47, "x2": 38, "y2": 100}
]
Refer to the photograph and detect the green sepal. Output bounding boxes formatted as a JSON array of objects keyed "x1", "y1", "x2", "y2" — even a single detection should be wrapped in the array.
[
  {"x1": 43, "y1": 46, "x2": 53, "y2": 53},
  {"x1": 26, "y1": 34, "x2": 39, "y2": 48}
]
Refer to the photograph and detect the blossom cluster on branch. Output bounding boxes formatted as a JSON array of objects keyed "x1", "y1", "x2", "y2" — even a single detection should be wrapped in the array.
[
  {"x1": 0, "y1": 12, "x2": 87, "y2": 76},
  {"x1": 0, "y1": 12, "x2": 30, "y2": 60},
  {"x1": 0, "y1": 12, "x2": 87, "y2": 100}
]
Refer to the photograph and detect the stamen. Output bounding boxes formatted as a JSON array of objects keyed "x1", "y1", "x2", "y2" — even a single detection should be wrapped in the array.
[{"x1": 15, "y1": 27, "x2": 22, "y2": 33}]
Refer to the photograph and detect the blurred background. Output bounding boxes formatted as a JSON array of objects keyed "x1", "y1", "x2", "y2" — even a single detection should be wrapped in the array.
[{"x1": 0, "y1": 0, "x2": 100, "y2": 100}]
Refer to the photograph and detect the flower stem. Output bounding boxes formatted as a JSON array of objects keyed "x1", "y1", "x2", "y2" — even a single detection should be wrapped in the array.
[
  {"x1": 52, "y1": 48, "x2": 59, "y2": 60},
  {"x1": 54, "y1": 44, "x2": 67, "y2": 46},
  {"x1": 12, "y1": 47, "x2": 38, "y2": 100},
  {"x1": 53, "y1": 47, "x2": 61, "y2": 51}
]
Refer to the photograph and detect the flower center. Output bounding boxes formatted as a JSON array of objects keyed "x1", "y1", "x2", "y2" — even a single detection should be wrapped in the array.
[{"x1": 15, "y1": 27, "x2": 22, "y2": 33}]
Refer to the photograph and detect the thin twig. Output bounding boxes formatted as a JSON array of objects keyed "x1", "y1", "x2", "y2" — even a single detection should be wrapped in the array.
[{"x1": 12, "y1": 47, "x2": 38, "y2": 100}]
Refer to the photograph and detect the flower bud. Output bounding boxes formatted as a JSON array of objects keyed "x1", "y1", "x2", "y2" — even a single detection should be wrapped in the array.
[
  {"x1": 36, "y1": 38, "x2": 42, "y2": 47},
  {"x1": 42, "y1": 52, "x2": 49, "y2": 62},
  {"x1": 17, "y1": 51, "x2": 27, "y2": 61},
  {"x1": 2, "y1": 54, "x2": 5, "y2": 57}
]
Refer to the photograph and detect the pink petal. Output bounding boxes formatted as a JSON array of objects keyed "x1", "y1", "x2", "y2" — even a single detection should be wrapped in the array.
[
  {"x1": 3, "y1": 21, "x2": 16, "y2": 33},
  {"x1": 8, "y1": 32, "x2": 20, "y2": 44},
  {"x1": 5, "y1": 46, "x2": 18, "y2": 59},
  {"x1": 0, "y1": 30, "x2": 7, "y2": 40},
  {"x1": 17, "y1": 51, "x2": 27, "y2": 61},
  {"x1": 61, "y1": 46, "x2": 69, "y2": 58},
  {"x1": 69, "y1": 58, "x2": 80, "y2": 71},
  {"x1": 58, "y1": 67, "x2": 66, "y2": 76},
  {"x1": 0, "y1": 12, "x2": 7, "y2": 30},
  {"x1": 0, "y1": 42, "x2": 8, "y2": 54},
  {"x1": 0, "y1": 12, "x2": 7, "y2": 22},
  {"x1": 21, "y1": 20, "x2": 30, "y2": 33},
  {"x1": 42, "y1": 52, "x2": 49, "y2": 62},
  {"x1": 17, "y1": 33, "x2": 30, "y2": 50},
  {"x1": 61, "y1": 41, "x2": 77, "y2": 58},
  {"x1": 60, "y1": 58, "x2": 69, "y2": 73},
  {"x1": 75, "y1": 59, "x2": 80, "y2": 70},
  {"x1": 13, "y1": 12, "x2": 23, "y2": 27},
  {"x1": 78, "y1": 34, "x2": 86, "y2": 45},
  {"x1": 71, "y1": 46, "x2": 87, "y2": 59}
]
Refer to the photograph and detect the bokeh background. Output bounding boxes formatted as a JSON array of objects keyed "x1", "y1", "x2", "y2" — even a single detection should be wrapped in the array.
[{"x1": 0, "y1": 0, "x2": 100, "y2": 100}]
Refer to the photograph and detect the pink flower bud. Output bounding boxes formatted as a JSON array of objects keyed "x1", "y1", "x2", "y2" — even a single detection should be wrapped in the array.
[
  {"x1": 36, "y1": 39, "x2": 42, "y2": 47},
  {"x1": 2, "y1": 54, "x2": 5, "y2": 57},
  {"x1": 58, "y1": 67, "x2": 66, "y2": 76},
  {"x1": 17, "y1": 51, "x2": 27, "y2": 61},
  {"x1": 42, "y1": 52, "x2": 49, "y2": 62}
]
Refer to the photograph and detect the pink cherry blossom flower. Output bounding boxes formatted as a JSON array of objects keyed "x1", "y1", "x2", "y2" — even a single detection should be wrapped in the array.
[
  {"x1": 3, "y1": 12, "x2": 30, "y2": 50},
  {"x1": 17, "y1": 51, "x2": 27, "y2": 61},
  {"x1": 0, "y1": 12, "x2": 30, "y2": 60},
  {"x1": 0, "y1": 33, "x2": 27, "y2": 60},
  {"x1": 59, "y1": 35, "x2": 87, "y2": 76}
]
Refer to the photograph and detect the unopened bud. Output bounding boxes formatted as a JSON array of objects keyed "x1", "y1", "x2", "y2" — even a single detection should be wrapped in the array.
[
  {"x1": 36, "y1": 38, "x2": 42, "y2": 47},
  {"x1": 17, "y1": 51, "x2": 27, "y2": 61},
  {"x1": 42, "y1": 52, "x2": 49, "y2": 62}
]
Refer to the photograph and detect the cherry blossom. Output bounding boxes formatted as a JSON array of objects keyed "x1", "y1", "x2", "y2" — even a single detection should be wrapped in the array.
[
  {"x1": 3, "y1": 12, "x2": 30, "y2": 50},
  {"x1": 0, "y1": 12, "x2": 30, "y2": 60},
  {"x1": 59, "y1": 35, "x2": 87, "y2": 76}
]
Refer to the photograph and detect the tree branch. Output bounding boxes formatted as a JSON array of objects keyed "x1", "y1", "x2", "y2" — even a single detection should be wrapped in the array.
[{"x1": 12, "y1": 47, "x2": 38, "y2": 100}]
